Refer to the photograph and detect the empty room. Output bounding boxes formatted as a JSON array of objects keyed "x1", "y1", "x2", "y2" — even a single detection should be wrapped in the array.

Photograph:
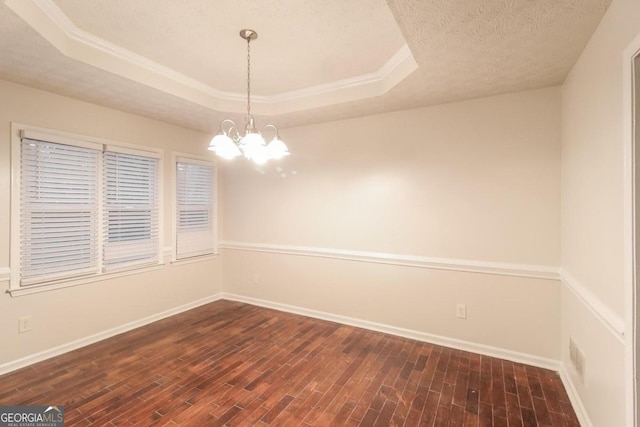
[{"x1": 1, "y1": 0, "x2": 639, "y2": 426}]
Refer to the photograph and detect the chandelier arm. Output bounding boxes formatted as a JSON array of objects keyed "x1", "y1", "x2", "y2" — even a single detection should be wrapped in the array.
[
  {"x1": 219, "y1": 119, "x2": 241, "y2": 141},
  {"x1": 229, "y1": 127, "x2": 242, "y2": 142},
  {"x1": 261, "y1": 123, "x2": 280, "y2": 139},
  {"x1": 219, "y1": 118, "x2": 237, "y2": 131}
]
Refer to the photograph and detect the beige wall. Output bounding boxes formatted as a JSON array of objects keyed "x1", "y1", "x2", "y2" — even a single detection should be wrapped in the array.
[
  {"x1": 0, "y1": 80, "x2": 223, "y2": 365},
  {"x1": 561, "y1": 0, "x2": 640, "y2": 425},
  {"x1": 223, "y1": 250, "x2": 561, "y2": 359},
  {"x1": 222, "y1": 87, "x2": 562, "y2": 359},
  {"x1": 223, "y1": 87, "x2": 561, "y2": 264}
]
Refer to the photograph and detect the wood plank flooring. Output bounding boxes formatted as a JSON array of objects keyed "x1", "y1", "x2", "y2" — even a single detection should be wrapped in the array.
[{"x1": 0, "y1": 300, "x2": 580, "y2": 426}]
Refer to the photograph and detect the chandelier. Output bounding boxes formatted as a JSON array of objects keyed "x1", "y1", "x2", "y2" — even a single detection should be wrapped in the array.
[{"x1": 208, "y1": 29, "x2": 289, "y2": 165}]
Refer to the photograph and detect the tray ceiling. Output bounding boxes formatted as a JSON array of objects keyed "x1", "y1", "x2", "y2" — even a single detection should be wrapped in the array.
[{"x1": 0, "y1": 0, "x2": 612, "y2": 131}]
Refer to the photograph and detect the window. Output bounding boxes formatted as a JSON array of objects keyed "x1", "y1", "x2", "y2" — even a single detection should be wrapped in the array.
[
  {"x1": 12, "y1": 126, "x2": 162, "y2": 291},
  {"x1": 175, "y1": 157, "x2": 216, "y2": 260},
  {"x1": 103, "y1": 149, "x2": 160, "y2": 271},
  {"x1": 20, "y1": 137, "x2": 101, "y2": 285}
]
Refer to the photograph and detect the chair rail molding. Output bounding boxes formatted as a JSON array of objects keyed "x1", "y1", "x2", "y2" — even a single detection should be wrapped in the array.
[
  {"x1": 219, "y1": 241, "x2": 560, "y2": 280},
  {"x1": 0, "y1": 267, "x2": 10, "y2": 283},
  {"x1": 559, "y1": 268, "x2": 625, "y2": 343}
]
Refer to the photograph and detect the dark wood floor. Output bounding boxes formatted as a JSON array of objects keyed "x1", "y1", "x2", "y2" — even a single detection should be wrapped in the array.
[{"x1": 0, "y1": 300, "x2": 579, "y2": 426}]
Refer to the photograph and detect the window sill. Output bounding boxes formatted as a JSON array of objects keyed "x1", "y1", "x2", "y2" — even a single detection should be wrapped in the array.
[
  {"x1": 7, "y1": 263, "x2": 165, "y2": 297},
  {"x1": 170, "y1": 253, "x2": 218, "y2": 267}
]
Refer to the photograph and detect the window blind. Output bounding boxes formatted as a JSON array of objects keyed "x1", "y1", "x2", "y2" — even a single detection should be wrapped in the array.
[
  {"x1": 176, "y1": 158, "x2": 215, "y2": 259},
  {"x1": 20, "y1": 138, "x2": 100, "y2": 285},
  {"x1": 103, "y1": 150, "x2": 160, "y2": 271}
]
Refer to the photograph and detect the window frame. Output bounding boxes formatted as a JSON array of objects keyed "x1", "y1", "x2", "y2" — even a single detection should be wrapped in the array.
[
  {"x1": 9, "y1": 123, "x2": 164, "y2": 296},
  {"x1": 171, "y1": 152, "x2": 218, "y2": 264}
]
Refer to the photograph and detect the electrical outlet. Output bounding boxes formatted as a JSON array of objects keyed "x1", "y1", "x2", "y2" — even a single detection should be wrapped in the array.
[
  {"x1": 18, "y1": 316, "x2": 32, "y2": 333},
  {"x1": 456, "y1": 304, "x2": 467, "y2": 319}
]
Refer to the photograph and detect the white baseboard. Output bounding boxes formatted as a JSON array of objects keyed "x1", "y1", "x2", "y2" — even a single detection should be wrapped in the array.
[
  {"x1": 559, "y1": 365, "x2": 593, "y2": 427},
  {"x1": 0, "y1": 293, "x2": 223, "y2": 376},
  {"x1": 222, "y1": 292, "x2": 561, "y2": 371}
]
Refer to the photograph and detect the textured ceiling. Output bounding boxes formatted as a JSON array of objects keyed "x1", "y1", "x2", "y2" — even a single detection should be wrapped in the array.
[{"x1": 0, "y1": 0, "x2": 612, "y2": 132}]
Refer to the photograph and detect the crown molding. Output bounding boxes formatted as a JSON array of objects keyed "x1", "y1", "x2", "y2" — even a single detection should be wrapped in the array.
[
  {"x1": 6, "y1": 0, "x2": 417, "y2": 115},
  {"x1": 253, "y1": 45, "x2": 418, "y2": 112}
]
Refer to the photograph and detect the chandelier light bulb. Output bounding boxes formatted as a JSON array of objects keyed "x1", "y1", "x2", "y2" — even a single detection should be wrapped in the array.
[
  {"x1": 267, "y1": 137, "x2": 290, "y2": 160},
  {"x1": 250, "y1": 145, "x2": 270, "y2": 165},
  {"x1": 240, "y1": 131, "x2": 267, "y2": 161},
  {"x1": 209, "y1": 133, "x2": 241, "y2": 159}
]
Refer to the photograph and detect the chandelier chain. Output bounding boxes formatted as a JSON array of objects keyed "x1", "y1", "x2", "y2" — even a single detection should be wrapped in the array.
[{"x1": 246, "y1": 36, "x2": 251, "y2": 119}]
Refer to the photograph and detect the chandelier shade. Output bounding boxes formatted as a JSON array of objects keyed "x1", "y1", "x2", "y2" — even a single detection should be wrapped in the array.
[{"x1": 208, "y1": 30, "x2": 289, "y2": 164}]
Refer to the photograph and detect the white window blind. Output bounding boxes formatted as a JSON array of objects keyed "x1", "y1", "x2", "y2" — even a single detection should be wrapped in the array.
[
  {"x1": 20, "y1": 137, "x2": 100, "y2": 285},
  {"x1": 103, "y1": 150, "x2": 160, "y2": 271},
  {"x1": 176, "y1": 158, "x2": 215, "y2": 259}
]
